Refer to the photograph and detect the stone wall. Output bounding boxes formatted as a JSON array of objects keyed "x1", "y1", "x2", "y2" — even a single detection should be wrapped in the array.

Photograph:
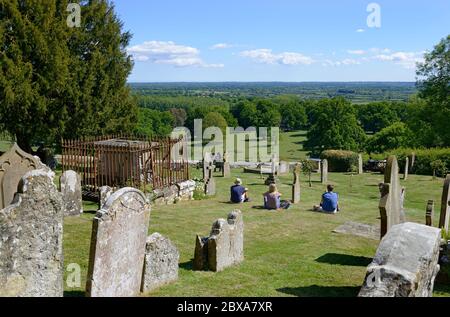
[{"x1": 150, "y1": 180, "x2": 196, "y2": 206}]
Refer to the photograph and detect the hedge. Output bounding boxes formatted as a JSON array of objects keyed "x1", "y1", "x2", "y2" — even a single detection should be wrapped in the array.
[
  {"x1": 371, "y1": 148, "x2": 450, "y2": 176},
  {"x1": 320, "y1": 150, "x2": 359, "y2": 172}
]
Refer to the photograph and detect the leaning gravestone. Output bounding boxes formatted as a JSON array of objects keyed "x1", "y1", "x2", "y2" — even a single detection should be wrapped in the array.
[
  {"x1": 141, "y1": 233, "x2": 179, "y2": 293},
  {"x1": 404, "y1": 157, "x2": 409, "y2": 180},
  {"x1": 321, "y1": 159, "x2": 328, "y2": 184},
  {"x1": 426, "y1": 200, "x2": 434, "y2": 227},
  {"x1": 292, "y1": 163, "x2": 301, "y2": 204},
  {"x1": 86, "y1": 188, "x2": 151, "y2": 297},
  {"x1": 359, "y1": 222, "x2": 441, "y2": 297},
  {"x1": 439, "y1": 175, "x2": 450, "y2": 233},
  {"x1": 60, "y1": 170, "x2": 83, "y2": 217},
  {"x1": 0, "y1": 143, "x2": 48, "y2": 209},
  {"x1": 222, "y1": 152, "x2": 231, "y2": 178},
  {"x1": 358, "y1": 154, "x2": 364, "y2": 175},
  {"x1": 378, "y1": 156, "x2": 404, "y2": 239},
  {"x1": 194, "y1": 210, "x2": 244, "y2": 272},
  {"x1": 0, "y1": 169, "x2": 64, "y2": 297}
]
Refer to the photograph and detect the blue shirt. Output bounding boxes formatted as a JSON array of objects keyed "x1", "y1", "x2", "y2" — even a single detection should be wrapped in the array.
[
  {"x1": 322, "y1": 192, "x2": 338, "y2": 212},
  {"x1": 230, "y1": 185, "x2": 246, "y2": 203}
]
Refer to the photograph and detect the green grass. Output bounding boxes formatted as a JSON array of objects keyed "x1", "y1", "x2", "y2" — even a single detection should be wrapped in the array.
[
  {"x1": 279, "y1": 131, "x2": 309, "y2": 161},
  {"x1": 63, "y1": 168, "x2": 450, "y2": 297}
]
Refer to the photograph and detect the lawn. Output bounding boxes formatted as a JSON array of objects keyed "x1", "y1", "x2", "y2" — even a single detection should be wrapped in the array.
[{"x1": 63, "y1": 168, "x2": 450, "y2": 297}]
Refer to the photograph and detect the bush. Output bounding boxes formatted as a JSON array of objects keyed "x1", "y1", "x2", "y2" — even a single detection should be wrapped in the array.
[
  {"x1": 374, "y1": 148, "x2": 450, "y2": 176},
  {"x1": 320, "y1": 150, "x2": 359, "y2": 172}
]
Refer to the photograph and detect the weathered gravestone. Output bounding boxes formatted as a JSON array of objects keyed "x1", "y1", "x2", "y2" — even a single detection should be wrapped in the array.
[
  {"x1": 404, "y1": 157, "x2": 409, "y2": 180},
  {"x1": 193, "y1": 210, "x2": 244, "y2": 272},
  {"x1": 141, "y1": 233, "x2": 179, "y2": 293},
  {"x1": 359, "y1": 222, "x2": 441, "y2": 297},
  {"x1": 426, "y1": 200, "x2": 434, "y2": 227},
  {"x1": 409, "y1": 152, "x2": 416, "y2": 173},
  {"x1": 203, "y1": 152, "x2": 213, "y2": 182},
  {"x1": 98, "y1": 186, "x2": 114, "y2": 209},
  {"x1": 321, "y1": 159, "x2": 328, "y2": 184},
  {"x1": 292, "y1": 163, "x2": 301, "y2": 204},
  {"x1": 222, "y1": 152, "x2": 231, "y2": 178},
  {"x1": 60, "y1": 170, "x2": 83, "y2": 217},
  {"x1": 439, "y1": 175, "x2": 450, "y2": 233},
  {"x1": 86, "y1": 188, "x2": 151, "y2": 297},
  {"x1": 0, "y1": 169, "x2": 64, "y2": 297},
  {"x1": 204, "y1": 164, "x2": 216, "y2": 196},
  {"x1": 0, "y1": 143, "x2": 49, "y2": 209},
  {"x1": 358, "y1": 154, "x2": 364, "y2": 175},
  {"x1": 378, "y1": 156, "x2": 404, "y2": 239}
]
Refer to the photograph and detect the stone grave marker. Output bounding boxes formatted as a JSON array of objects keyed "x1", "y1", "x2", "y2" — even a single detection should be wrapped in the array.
[
  {"x1": 292, "y1": 163, "x2": 301, "y2": 204},
  {"x1": 194, "y1": 210, "x2": 244, "y2": 272},
  {"x1": 378, "y1": 156, "x2": 404, "y2": 239},
  {"x1": 141, "y1": 233, "x2": 179, "y2": 293},
  {"x1": 60, "y1": 170, "x2": 83, "y2": 217},
  {"x1": 404, "y1": 157, "x2": 409, "y2": 180},
  {"x1": 439, "y1": 175, "x2": 450, "y2": 232},
  {"x1": 426, "y1": 200, "x2": 434, "y2": 227},
  {"x1": 204, "y1": 163, "x2": 216, "y2": 196},
  {"x1": 0, "y1": 143, "x2": 48, "y2": 209},
  {"x1": 359, "y1": 222, "x2": 441, "y2": 297},
  {"x1": 321, "y1": 159, "x2": 328, "y2": 184},
  {"x1": 222, "y1": 152, "x2": 231, "y2": 177},
  {"x1": 358, "y1": 154, "x2": 364, "y2": 175},
  {"x1": 0, "y1": 169, "x2": 64, "y2": 297},
  {"x1": 86, "y1": 188, "x2": 150, "y2": 297}
]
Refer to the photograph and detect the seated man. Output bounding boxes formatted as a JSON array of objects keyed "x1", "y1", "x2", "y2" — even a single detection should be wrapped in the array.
[
  {"x1": 313, "y1": 185, "x2": 339, "y2": 213},
  {"x1": 230, "y1": 178, "x2": 250, "y2": 203}
]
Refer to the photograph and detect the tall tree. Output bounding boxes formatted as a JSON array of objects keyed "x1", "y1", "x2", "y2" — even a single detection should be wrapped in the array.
[
  {"x1": 0, "y1": 0, "x2": 137, "y2": 152},
  {"x1": 416, "y1": 35, "x2": 450, "y2": 146}
]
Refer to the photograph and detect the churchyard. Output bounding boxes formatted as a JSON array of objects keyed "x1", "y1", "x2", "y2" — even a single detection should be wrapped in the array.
[{"x1": 61, "y1": 166, "x2": 450, "y2": 297}]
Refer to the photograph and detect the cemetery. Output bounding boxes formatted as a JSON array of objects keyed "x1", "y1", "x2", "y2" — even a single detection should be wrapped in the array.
[{"x1": 1, "y1": 142, "x2": 450, "y2": 297}]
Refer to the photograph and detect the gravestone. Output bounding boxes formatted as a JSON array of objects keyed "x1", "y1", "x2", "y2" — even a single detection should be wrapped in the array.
[
  {"x1": 426, "y1": 200, "x2": 434, "y2": 227},
  {"x1": 358, "y1": 154, "x2": 364, "y2": 175},
  {"x1": 86, "y1": 188, "x2": 151, "y2": 297},
  {"x1": 439, "y1": 175, "x2": 450, "y2": 232},
  {"x1": 292, "y1": 163, "x2": 301, "y2": 204},
  {"x1": 141, "y1": 233, "x2": 179, "y2": 293},
  {"x1": 404, "y1": 157, "x2": 409, "y2": 180},
  {"x1": 0, "y1": 169, "x2": 64, "y2": 297},
  {"x1": 359, "y1": 222, "x2": 441, "y2": 297},
  {"x1": 378, "y1": 156, "x2": 404, "y2": 239},
  {"x1": 203, "y1": 152, "x2": 213, "y2": 182},
  {"x1": 99, "y1": 186, "x2": 114, "y2": 209},
  {"x1": 278, "y1": 161, "x2": 289, "y2": 175},
  {"x1": 400, "y1": 187, "x2": 406, "y2": 223},
  {"x1": 60, "y1": 170, "x2": 83, "y2": 217},
  {"x1": 409, "y1": 152, "x2": 416, "y2": 173},
  {"x1": 0, "y1": 143, "x2": 48, "y2": 209},
  {"x1": 194, "y1": 210, "x2": 244, "y2": 272},
  {"x1": 222, "y1": 152, "x2": 231, "y2": 178},
  {"x1": 321, "y1": 159, "x2": 328, "y2": 184},
  {"x1": 204, "y1": 165, "x2": 216, "y2": 196}
]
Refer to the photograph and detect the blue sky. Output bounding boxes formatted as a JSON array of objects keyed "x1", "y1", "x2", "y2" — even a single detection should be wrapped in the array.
[{"x1": 112, "y1": 0, "x2": 450, "y2": 82}]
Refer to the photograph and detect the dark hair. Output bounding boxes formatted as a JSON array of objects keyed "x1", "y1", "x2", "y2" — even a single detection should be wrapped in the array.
[{"x1": 327, "y1": 185, "x2": 334, "y2": 192}]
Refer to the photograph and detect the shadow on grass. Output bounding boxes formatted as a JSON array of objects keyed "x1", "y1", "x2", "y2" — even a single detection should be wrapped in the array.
[
  {"x1": 277, "y1": 285, "x2": 360, "y2": 297},
  {"x1": 180, "y1": 259, "x2": 194, "y2": 271},
  {"x1": 64, "y1": 290, "x2": 85, "y2": 297},
  {"x1": 315, "y1": 253, "x2": 372, "y2": 267}
]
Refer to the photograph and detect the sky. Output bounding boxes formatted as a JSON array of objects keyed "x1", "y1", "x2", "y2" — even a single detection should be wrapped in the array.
[{"x1": 112, "y1": 0, "x2": 450, "y2": 82}]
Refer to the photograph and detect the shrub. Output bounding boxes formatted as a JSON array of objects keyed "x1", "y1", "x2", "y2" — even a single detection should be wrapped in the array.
[
  {"x1": 374, "y1": 148, "x2": 450, "y2": 176},
  {"x1": 320, "y1": 150, "x2": 359, "y2": 172}
]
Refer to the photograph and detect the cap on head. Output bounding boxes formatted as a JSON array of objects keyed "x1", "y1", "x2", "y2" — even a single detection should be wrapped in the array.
[{"x1": 235, "y1": 178, "x2": 242, "y2": 185}]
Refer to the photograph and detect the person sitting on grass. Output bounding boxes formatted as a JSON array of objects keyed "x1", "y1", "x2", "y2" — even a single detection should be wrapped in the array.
[
  {"x1": 263, "y1": 184, "x2": 291, "y2": 211},
  {"x1": 313, "y1": 184, "x2": 339, "y2": 214},
  {"x1": 230, "y1": 178, "x2": 250, "y2": 203}
]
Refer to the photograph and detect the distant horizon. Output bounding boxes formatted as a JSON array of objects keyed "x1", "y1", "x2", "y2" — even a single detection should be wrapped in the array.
[{"x1": 128, "y1": 81, "x2": 416, "y2": 84}]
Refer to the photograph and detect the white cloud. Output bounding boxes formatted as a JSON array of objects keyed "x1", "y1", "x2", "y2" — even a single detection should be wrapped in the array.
[
  {"x1": 127, "y1": 41, "x2": 224, "y2": 68},
  {"x1": 322, "y1": 58, "x2": 360, "y2": 67},
  {"x1": 210, "y1": 43, "x2": 234, "y2": 50},
  {"x1": 356, "y1": 28, "x2": 365, "y2": 33},
  {"x1": 342, "y1": 58, "x2": 361, "y2": 65},
  {"x1": 372, "y1": 51, "x2": 424, "y2": 69},
  {"x1": 240, "y1": 49, "x2": 314, "y2": 65},
  {"x1": 347, "y1": 50, "x2": 366, "y2": 55}
]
